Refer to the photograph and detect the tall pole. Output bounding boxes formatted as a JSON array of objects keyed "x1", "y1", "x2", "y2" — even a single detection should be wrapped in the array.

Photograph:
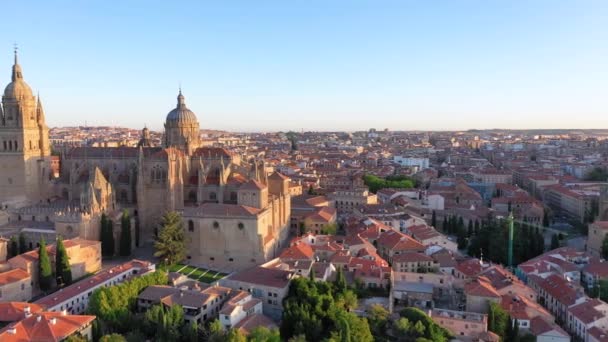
[{"x1": 508, "y1": 212, "x2": 514, "y2": 268}]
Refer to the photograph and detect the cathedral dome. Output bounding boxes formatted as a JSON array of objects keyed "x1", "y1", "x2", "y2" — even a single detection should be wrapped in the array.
[
  {"x1": 3, "y1": 53, "x2": 33, "y2": 99},
  {"x1": 165, "y1": 90, "x2": 198, "y2": 124}
]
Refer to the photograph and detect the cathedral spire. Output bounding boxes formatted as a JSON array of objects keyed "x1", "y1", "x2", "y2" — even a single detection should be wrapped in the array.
[
  {"x1": 36, "y1": 93, "x2": 45, "y2": 125},
  {"x1": 12, "y1": 45, "x2": 23, "y2": 82},
  {"x1": 177, "y1": 88, "x2": 186, "y2": 108}
]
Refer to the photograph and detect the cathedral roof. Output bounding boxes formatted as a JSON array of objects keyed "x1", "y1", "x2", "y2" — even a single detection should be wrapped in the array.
[
  {"x1": 192, "y1": 147, "x2": 234, "y2": 158},
  {"x1": 65, "y1": 147, "x2": 184, "y2": 160},
  {"x1": 240, "y1": 179, "x2": 266, "y2": 191},
  {"x1": 165, "y1": 90, "x2": 198, "y2": 124}
]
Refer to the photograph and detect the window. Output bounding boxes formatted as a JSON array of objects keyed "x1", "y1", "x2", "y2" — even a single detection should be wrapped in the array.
[
  {"x1": 229, "y1": 258, "x2": 234, "y2": 262},
  {"x1": 238, "y1": 222, "x2": 244, "y2": 230},
  {"x1": 188, "y1": 220, "x2": 194, "y2": 232},
  {"x1": 213, "y1": 221, "x2": 220, "y2": 229}
]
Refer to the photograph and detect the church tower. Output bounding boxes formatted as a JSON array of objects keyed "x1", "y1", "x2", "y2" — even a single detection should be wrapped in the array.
[{"x1": 0, "y1": 49, "x2": 51, "y2": 205}]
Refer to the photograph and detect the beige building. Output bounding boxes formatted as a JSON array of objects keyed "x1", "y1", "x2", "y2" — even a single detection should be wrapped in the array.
[
  {"x1": 430, "y1": 308, "x2": 488, "y2": 340},
  {"x1": 0, "y1": 269, "x2": 32, "y2": 302},
  {"x1": 7, "y1": 238, "x2": 101, "y2": 295}
]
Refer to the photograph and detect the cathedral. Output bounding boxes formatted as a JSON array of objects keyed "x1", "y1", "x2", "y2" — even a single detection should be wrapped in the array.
[{"x1": 0, "y1": 52, "x2": 291, "y2": 271}]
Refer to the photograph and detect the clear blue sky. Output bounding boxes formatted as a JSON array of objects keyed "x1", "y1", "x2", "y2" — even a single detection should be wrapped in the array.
[{"x1": 1, "y1": 1, "x2": 607, "y2": 132}]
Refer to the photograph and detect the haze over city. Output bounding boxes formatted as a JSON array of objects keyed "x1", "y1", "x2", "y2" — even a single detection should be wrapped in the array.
[{"x1": 2, "y1": 0, "x2": 607, "y2": 132}]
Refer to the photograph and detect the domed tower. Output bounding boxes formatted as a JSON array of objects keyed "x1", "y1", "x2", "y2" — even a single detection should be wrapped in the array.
[
  {"x1": 0, "y1": 48, "x2": 51, "y2": 204},
  {"x1": 137, "y1": 126, "x2": 153, "y2": 147},
  {"x1": 163, "y1": 90, "x2": 200, "y2": 154}
]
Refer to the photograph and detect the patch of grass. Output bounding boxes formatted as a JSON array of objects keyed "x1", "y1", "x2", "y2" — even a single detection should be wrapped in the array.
[{"x1": 168, "y1": 264, "x2": 227, "y2": 283}]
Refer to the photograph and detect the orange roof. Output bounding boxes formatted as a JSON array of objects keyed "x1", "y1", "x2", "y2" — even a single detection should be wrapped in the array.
[
  {"x1": 464, "y1": 277, "x2": 501, "y2": 298},
  {"x1": 279, "y1": 243, "x2": 314, "y2": 261},
  {"x1": 377, "y1": 230, "x2": 425, "y2": 252},
  {"x1": 0, "y1": 302, "x2": 44, "y2": 323},
  {"x1": 0, "y1": 269, "x2": 30, "y2": 286},
  {"x1": 0, "y1": 312, "x2": 95, "y2": 342}
]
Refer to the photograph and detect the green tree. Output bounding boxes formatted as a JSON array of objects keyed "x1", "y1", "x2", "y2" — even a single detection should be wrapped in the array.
[
  {"x1": 543, "y1": 211, "x2": 550, "y2": 227},
  {"x1": 336, "y1": 290, "x2": 358, "y2": 312},
  {"x1": 442, "y1": 216, "x2": 448, "y2": 232},
  {"x1": 431, "y1": 211, "x2": 437, "y2": 228},
  {"x1": 248, "y1": 327, "x2": 281, "y2": 342},
  {"x1": 207, "y1": 319, "x2": 226, "y2": 342},
  {"x1": 488, "y1": 302, "x2": 510, "y2": 339},
  {"x1": 399, "y1": 307, "x2": 451, "y2": 342},
  {"x1": 602, "y1": 235, "x2": 608, "y2": 260},
  {"x1": 65, "y1": 334, "x2": 88, "y2": 342},
  {"x1": 334, "y1": 267, "x2": 347, "y2": 294},
  {"x1": 281, "y1": 277, "x2": 372, "y2": 342},
  {"x1": 467, "y1": 220, "x2": 473, "y2": 237},
  {"x1": 321, "y1": 222, "x2": 338, "y2": 235},
  {"x1": 367, "y1": 304, "x2": 390, "y2": 338},
  {"x1": 100, "y1": 213, "x2": 115, "y2": 257},
  {"x1": 119, "y1": 210, "x2": 132, "y2": 256},
  {"x1": 38, "y1": 237, "x2": 53, "y2": 292},
  {"x1": 100, "y1": 334, "x2": 127, "y2": 342},
  {"x1": 181, "y1": 321, "x2": 200, "y2": 342},
  {"x1": 19, "y1": 232, "x2": 27, "y2": 254},
  {"x1": 55, "y1": 236, "x2": 72, "y2": 286},
  {"x1": 394, "y1": 317, "x2": 411, "y2": 339},
  {"x1": 9, "y1": 236, "x2": 18, "y2": 258},
  {"x1": 154, "y1": 211, "x2": 187, "y2": 266},
  {"x1": 308, "y1": 185, "x2": 316, "y2": 195},
  {"x1": 144, "y1": 304, "x2": 184, "y2": 341},
  {"x1": 135, "y1": 216, "x2": 140, "y2": 248},
  {"x1": 87, "y1": 271, "x2": 168, "y2": 333},
  {"x1": 551, "y1": 233, "x2": 560, "y2": 250},
  {"x1": 413, "y1": 321, "x2": 426, "y2": 337}
]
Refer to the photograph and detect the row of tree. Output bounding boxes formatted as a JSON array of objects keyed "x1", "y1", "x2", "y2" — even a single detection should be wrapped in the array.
[
  {"x1": 37, "y1": 236, "x2": 72, "y2": 292},
  {"x1": 7, "y1": 233, "x2": 30, "y2": 258},
  {"x1": 362, "y1": 174, "x2": 415, "y2": 193},
  {"x1": 281, "y1": 273, "x2": 373, "y2": 341},
  {"x1": 467, "y1": 218, "x2": 545, "y2": 266},
  {"x1": 100, "y1": 210, "x2": 132, "y2": 258}
]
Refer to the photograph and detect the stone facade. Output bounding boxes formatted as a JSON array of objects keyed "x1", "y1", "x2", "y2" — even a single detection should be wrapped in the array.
[{"x1": 0, "y1": 50, "x2": 52, "y2": 206}]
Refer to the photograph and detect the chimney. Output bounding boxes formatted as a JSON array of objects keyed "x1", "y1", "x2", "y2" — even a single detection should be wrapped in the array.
[
  {"x1": 24, "y1": 306, "x2": 31, "y2": 315},
  {"x1": 36, "y1": 316, "x2": 42, "y2": 323},
  {"x1": 50, "y1": 317, "x2": 57, "y2": 325},
  {"x1": 7, "y1": 327, "x2": 16, "y2": 335},
  {"x1": 61, "y1": 309, "x2": 68, "y2": 316}
]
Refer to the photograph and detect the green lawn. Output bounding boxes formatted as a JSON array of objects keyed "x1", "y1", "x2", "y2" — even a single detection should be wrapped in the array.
[{"x1": 167, "y1": 263, "x2": 227, "y2": 284}]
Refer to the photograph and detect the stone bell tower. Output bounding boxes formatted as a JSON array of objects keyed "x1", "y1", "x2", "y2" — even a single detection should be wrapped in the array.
[{"x1": 0, "y1": 48, "x2": 51, "y2": 205}]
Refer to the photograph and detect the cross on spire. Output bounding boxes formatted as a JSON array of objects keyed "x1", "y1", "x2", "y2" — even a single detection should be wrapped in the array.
[{"x1": 13, "y1": 43, "x2": 18, "y2": 63}]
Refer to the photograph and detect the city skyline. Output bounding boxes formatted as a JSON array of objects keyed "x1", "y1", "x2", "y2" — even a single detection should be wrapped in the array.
[{"x1": 2, "y1": 1, "x2": 607, "y2": 131}]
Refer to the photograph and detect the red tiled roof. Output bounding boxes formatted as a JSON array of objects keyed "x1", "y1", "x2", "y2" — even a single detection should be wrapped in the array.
[
  {"x1": 568, "y1": 299, "x2": 607, "y2": 324},
  {"x1": 464, "y1": 277, "x2": 501, "y2": 298},
  {"x1": 0, "y1": 312, "x2": 95, "y2": 342},
  {"x1": 377, "y1": 230, "x2": 425, "y2": 252},
  {"x1": 279, "y1": 243, "x2": 314, "y2": 261},
  {"x1": 228, "y1": 266, "x2": 293, "y2": 289},
  {"x1": 0, "y1": 302, "x2": 44, "y2": 322},
  {"x1": 0, "y1": 269, "x2": 30, "y2": 286}
]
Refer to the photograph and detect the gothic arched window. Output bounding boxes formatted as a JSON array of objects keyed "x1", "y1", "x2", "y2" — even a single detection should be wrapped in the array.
[{"x1": 210, "y1": 192, "x2": 217, "y2": 201}]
